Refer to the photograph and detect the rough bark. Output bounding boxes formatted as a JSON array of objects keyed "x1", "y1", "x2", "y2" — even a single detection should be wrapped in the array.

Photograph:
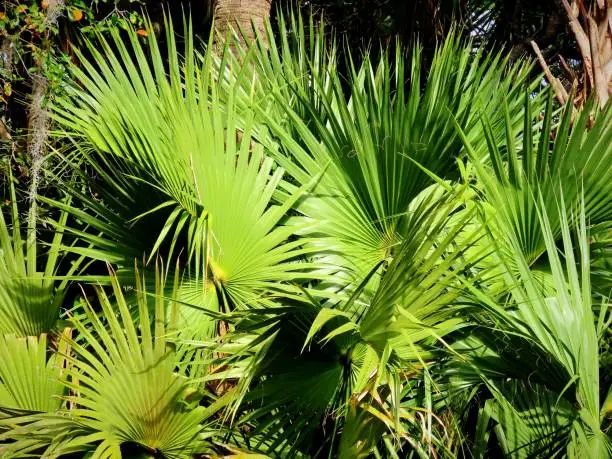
[{"x1": 213, "y1": 0, "x2": 272, "y2": 47}]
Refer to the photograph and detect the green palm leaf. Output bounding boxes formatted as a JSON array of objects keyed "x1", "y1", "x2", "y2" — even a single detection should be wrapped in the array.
[
  {"x1": 0, "y1": 333, "x2": 67, "y2": 415},
  {"x1": 57, "y1": 267, "x2": 213, "y2": 458},
  {"x1": 50, "y1": 20, "x2": 318, "y2": 309},
  {"x1": 463, "y1": 194, "x2": 611, "y2": 457},
  {"x1": 460, "y1": 93, "x2": 612, "y2": 268},
  {"x1": 241, "y1": 25, "x2": 541, "y2": 284},
  {"x1": 0, "y1": 169, "x2": 81, "y2": 336}
]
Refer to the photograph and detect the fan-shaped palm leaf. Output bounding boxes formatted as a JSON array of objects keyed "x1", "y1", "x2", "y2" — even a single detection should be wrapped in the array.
[
  {"x1": 459, "y1": 93, "x2": 612, "y2": 270},
  {"x1": 462, "y1": 195, "x2": 611, "y2": 457},
  {"x1": 56, "y1": 267, "x2": 215, "y2": 458},
  {"x1": 236, "y1": 25, "x2": 543, "y2": 285},
  {"x1": 49, "y1": 20, "x2": 319, "y2": 311}
]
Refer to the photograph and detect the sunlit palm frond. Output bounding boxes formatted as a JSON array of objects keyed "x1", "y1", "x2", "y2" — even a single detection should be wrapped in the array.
[
  {"x1": 0, "y1": 333, "x2": 67, "y2": 415},
  {"x1": 239, "y1": 26, "x2": 542, "y2": 285},
  {"x1": 210, "y1": 184, "x2": 488, "y2": 457},
  {"x1": 0, "y1": 330, "x2": 71, "y2": 458},
  {"x1": 460, "y1": 92, "x2": 612, "y2": 269},
  {"x1": 55, "y1": 266, "x2": 216, "y2": 458},
  {"x1": 50, "y1": 20, "x2": 318, "y2": 309}
]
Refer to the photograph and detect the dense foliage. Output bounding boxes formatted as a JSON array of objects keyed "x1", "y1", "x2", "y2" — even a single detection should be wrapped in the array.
[{"x1": 0, "y1": 9, "x2": 611, "y2": 459}]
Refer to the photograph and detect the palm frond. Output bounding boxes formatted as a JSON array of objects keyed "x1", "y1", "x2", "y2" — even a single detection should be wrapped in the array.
[
  {"x1": 463, "y1": 192, "x2": 610, "y2": 456},
  {"x1": 234, "y1": 24, "x2": 543, "y2": 284},
  {"x1": 0, "y1": 169, "x2": 81, "y2": 336},
  {"x1": 50, "y1": 19, "x2": 318, "y2": 309},
  {"x1": 57, "y1": 266, "x2": 215, "y2": 458}
]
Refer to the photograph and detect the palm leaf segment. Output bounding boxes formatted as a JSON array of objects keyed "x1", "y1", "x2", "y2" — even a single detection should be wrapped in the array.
[
  {"x1": 61, "y1": 270, "x2": 206, "y2": 457},
  {"x1": 0, "y1": 172, "x2": 79, "y2": 337},
  {"x1": 0, "y1": 333, "x2": 66, "y2": 415},
  {"x1": 51, "y1": 21, "x2": 316, "y2": 310},
  {"x1": 462, "y1": 93, "x2": 612, "y2": 281},
  {"x1": 0, "y1": 332, "x2": 71, "y2": 458}
]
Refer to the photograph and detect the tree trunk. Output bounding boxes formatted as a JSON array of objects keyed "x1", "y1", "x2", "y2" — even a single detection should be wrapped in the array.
[{"x1": 213, "y1": 0, "x2": 272, "y2": 46}]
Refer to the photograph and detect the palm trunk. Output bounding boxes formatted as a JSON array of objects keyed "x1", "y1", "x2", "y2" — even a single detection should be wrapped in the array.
[{"x1": 213, "y1": 0, "x2": 272, "y2": 46}]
